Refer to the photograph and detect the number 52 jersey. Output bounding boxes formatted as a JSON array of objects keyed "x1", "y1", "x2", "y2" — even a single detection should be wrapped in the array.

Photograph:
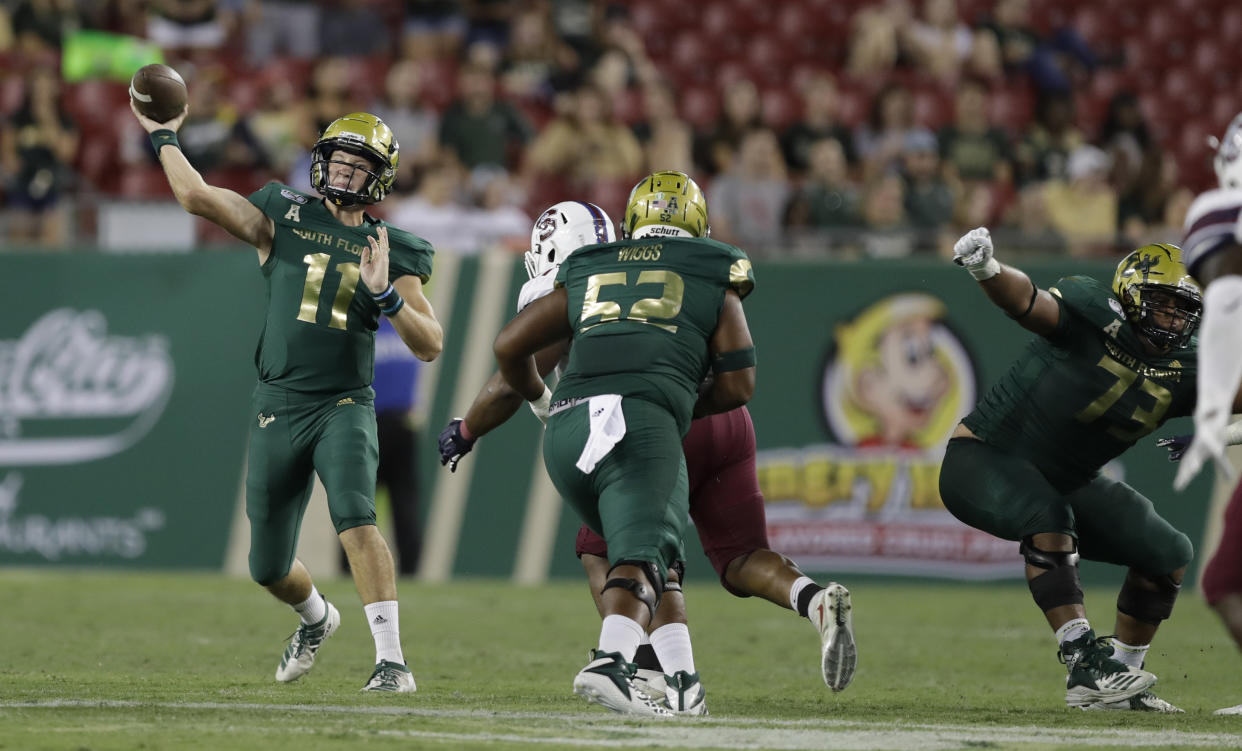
[
  {"x1": 553, "y1": 236, "x2": 755, "y2": 437},
  {"x1": 962, "y1": 275, "x2": 1198, "y2": 491},
  {"x1": 247, "y1": 182, "x2": 433, "y2": 393}
]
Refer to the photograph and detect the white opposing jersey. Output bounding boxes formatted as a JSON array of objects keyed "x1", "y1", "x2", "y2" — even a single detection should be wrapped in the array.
[
  {"x1": 516, "y1": 268, "x2": 570, "y2": 378},
  {"x1": 1182, "y1": 188, "x2": 1242, "y2": 276}
]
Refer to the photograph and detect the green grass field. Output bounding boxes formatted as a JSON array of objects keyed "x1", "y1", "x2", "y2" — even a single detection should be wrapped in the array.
[{"x1": 2, "y1": 571, "x2": 1241, "y2": 750}]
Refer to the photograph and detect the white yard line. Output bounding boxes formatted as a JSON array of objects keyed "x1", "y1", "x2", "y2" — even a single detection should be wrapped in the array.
[{"x1": 4, "y1": 700, "x2": 1241, "y2": 749}]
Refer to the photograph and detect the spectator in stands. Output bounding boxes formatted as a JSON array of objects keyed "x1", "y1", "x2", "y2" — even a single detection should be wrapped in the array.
[
  {"x1": 10, "y1": 0, "x2": 79, "y2": 56},
  {"x1": 905, "y1": 0, "x2": 974, "y2": 83},
  {"x1": 176, "y1": 66, "x2": 267, "y2": 174},
  {"x1": 400, "y1": 0, "x2": 466, "y2": 61},
  {"x1": 632, "y1": 83, "x2": 694, "y2": 175},
  {"x1": 1, "y1": 66, "x2": 77, "y2": 247},
  {"x1": 937, "y1": 77, "x2": 1013, "y2": 188},
  {"x1": 595, "y1": 10, "x2": 660, "y2": 92},
  {"x1": 249, "y1": 79, "x2": 304, "y2": 177},
  {"x1": 320, "y1": 0, "x2": 390, "y2": 58},
  {"x1": 859, "y1": 173, "x2": 915, "y2": 257},
  {"x1": 370, "y1": 59, "x2": 440, "y2": 190},
  {"x1": 708, "y1": 128, "x2": 791, "y2": 255},
  {"x1": 976, "y1": 0, "x2": 1039, "y2": 77},
  {"x1": 1000, "y1": 184, "x2": 1067, "y2": 254},
  {"x1": 438, "y1": 61, "x2": 534, "y2": 171},
  {"x1": 462, "y1": 0, "x2": 517, "y2": 50},
  {"x1": 499, "y1": 5, "x2": 578, "y2": 102},
  {"x1": 696, "y1": 77, "x2": 763, "y2": 176},
  {"x1": 243, "y1": 0, "x2": 320, "y2": 64},
  {"x1": 304, "y1": 57, "x2": 368, "y2": 138},
  {"x1": 977, "y1": 0, "x2": 1094, "y2": 94},
  {"x1": 855, "y1": 81, "x2": 920, "y2": 181},
  {"x1": 387, "y1": 158, "x2": 472, "y2": 254},
  {"x1": 145, "y1": 0, "x2": 233, "y2": 57},
  {"x1": 1041, "y1": 144, "x2": 1118, "y2": 257},
  {"x1": 900, "y1": 128, "x2": 954, "y2": 253},
  {"x1": 1098, "y1": 92, "x2": 1162, "y2": 234},
  {"x1": 786, "y1": 136, "x2": 862, "y2": 255},
  {"x1": 464, "y1": 165, "x2": 530, "y2": 254},
  {"x1": 525, "y1": 83, "x2": 642, "y2": 185},
  {"x1": 846, "y1": 0, "x2": 914, "y2": 80},
  {"x1": 1014, "y1": 90, "x2": 1084, "y2": 185},
  {"x1": 782, "y1": 72, "x2": 857, "y2": 175}
]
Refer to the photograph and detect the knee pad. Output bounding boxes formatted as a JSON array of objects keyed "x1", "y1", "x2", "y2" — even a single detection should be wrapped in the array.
[
  {"x1": 602, "y1": 560, "x2": 663, "y2": 618},
  {"x1": 1117, "y1": 569, "x2": 1182, "y2": 625},
  {"x1": 1021, "y1": 537, "x2": 1083, "y2": 612}
]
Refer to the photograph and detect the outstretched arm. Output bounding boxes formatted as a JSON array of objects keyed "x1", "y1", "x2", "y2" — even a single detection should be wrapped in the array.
[
  {"x1": 694, "y1": 290, "x2": 756, "y2": 418},
  {"x1": 131, "y1": 102, "x2": 274, "y2": 262},
  {"x1": 465, "y1": 341, "x2": 569, "y2": 436},
  {"x1": 953, "y1": 227, "x2": 1060, "y2": 337},
  {"x1": 495, "y1": 288, "x2": 574, "y2": 402}
]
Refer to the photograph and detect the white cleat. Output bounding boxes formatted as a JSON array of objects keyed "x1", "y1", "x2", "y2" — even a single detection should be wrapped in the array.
[
  {"x1": 275, "y1": 598, "x2": 340, "y2": 682},
  {"x1": 809, "y1": 583, "x2": 857, "y2": 691},
  {"x1": 572, "y1": 650, "x2": 673, "y2": 717},
  {"x1": 1086, "y1": 690, "x2": 1184, "y2": 713},
  {"x1": 663, "y1": 670, "x2": 708, "y2": 716},
  {"x1": 631, "y1": 667, "x2": 668, "y2": 701},
  {"x1": 1214, "y1": 703, "x2": 1242, "y2": 715},
  {"x1": 360, "y1": 660, "x2": 417, "y2": 692}
]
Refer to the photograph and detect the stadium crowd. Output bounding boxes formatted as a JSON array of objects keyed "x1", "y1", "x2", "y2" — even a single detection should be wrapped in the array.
[{"x1": 0, "y1": 0, "x2": 1237, "y2": 256}]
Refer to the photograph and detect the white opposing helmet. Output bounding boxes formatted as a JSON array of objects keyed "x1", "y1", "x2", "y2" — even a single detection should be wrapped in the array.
[
  {"x1": 525, "y1": 201, "x2": 617, "y2": 279},
  {"x1": 1213, "y1": 112, "x2": 1242, "y2": 189}
]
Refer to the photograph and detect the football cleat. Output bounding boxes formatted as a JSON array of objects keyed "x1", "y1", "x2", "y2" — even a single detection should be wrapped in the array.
[
  {"x1": 572, "y1": 650, "x2": 673, "y2": 717},
  {"x1": 275, "y1": 597, "x2": 340, "y2": 682},
  {"x1": 809, "y1": 583, "x2": 857, "y2": 691},
  {"x1": 631, "y1": 667, "x2": 668, "y2": 701},
  {"x1": 1086, "y1": 690, "x2": 1184, "y2": 713},
  {"x1": 1059, "y1": 630, "x2": 1157, "y2": 708},
  {"x1": 360, "y1": 659, "x2": 417, "y2": 693},
  {"x1": 1214, "y1": 703, "x2": 1242, "y2": 715},
  {"x1": 663, "y1": 670, "x2": 708, "y2": 716}
]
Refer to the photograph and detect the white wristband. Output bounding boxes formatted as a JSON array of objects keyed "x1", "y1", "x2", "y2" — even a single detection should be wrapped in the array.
[
  {"x1": 968, "y1": 257, "x2": 1002, "y2": 281},
  {"x1": 529, "y1": 385, "x2": 552, "y2": 425}
]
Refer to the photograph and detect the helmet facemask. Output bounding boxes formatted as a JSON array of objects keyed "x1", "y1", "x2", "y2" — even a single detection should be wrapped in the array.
[
  {"x1": 312, "y1": 147, "x2": 384, "y2": 206},
  {"x1": 1113, "y1": 244, "x2": 1202, "y2": 351},
  {"x1": 309, "y1": 113, "x2": 399, "y2": 206}
]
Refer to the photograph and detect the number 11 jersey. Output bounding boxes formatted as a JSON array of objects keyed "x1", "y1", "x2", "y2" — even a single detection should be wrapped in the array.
[
  {"x1": 247, "y1": 182, "x2": 433, "y2": 394},
  {"x1": 962, "y1": 275, "x2": 1197, "y2": 491},
  {"x1": 553, "y1": 236, "x2": 755, "y2": 437}
]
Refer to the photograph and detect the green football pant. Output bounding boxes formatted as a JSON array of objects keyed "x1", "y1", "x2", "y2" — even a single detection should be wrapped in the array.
[
  {"x1": 542, "y1": 397, "x2": 688, "y2": 582},
  {"x1": 939, "y1": 438, "x2": 1192, "y2": 575},
  {"x1": 245, "y1": 384, "x2": 379, "y2": 585}
]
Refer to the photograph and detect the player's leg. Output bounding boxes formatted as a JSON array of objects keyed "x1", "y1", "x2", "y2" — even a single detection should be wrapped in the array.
[
  {"x1": 545, "y1": 400, "x2": 681, "y2": 716},
  {"x1": 1070, "y1": 476, "x2": 1195, "y2": 712},
  {"x1": 690, "y1": 407, "x2": 856, "y2": 690},
  {"x1": 314, "y1": 395, "x2": 414, "y2": 693},
  {"x1": 246, "y1": 389, "x2": 341, "y2": 683},
  {"x1": 1201, "y1": 481, "x2": 1242, "y2": 711},
  {"x1": 939, "y1": 437, "x2": 1155, "y2": 707}
]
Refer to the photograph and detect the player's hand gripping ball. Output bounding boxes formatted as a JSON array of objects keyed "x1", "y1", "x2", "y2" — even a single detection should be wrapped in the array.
[{"x1": 129, "y1": 64, "x2": 187, "y2": 123}]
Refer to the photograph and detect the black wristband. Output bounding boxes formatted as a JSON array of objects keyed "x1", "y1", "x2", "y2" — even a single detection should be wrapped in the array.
[
  {"x1": 372, "y1": 284, "x2": 405, "y2": 316},
  {"x1": 150, "y1": 129, "x2": 180, "y2": 153}
]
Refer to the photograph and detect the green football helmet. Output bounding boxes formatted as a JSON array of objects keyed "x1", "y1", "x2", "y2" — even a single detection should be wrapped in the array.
[
  {"x1": 623, "y1": 170, "x2": 709, "y2": 239},
  {"x1": 309, "y1": 112, "x2": 399, "y2": 205},
  {"x1": 1112, "y1": 243, "x2": 1202, "y2": 350}
]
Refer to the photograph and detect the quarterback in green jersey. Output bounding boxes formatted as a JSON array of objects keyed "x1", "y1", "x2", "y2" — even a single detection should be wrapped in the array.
[
  {"x1": 942, "y1": 227, "x2": 1206, "y2": 712},
  {"x1": 132, "y1": 101, "x2": 442, "y2": 693},
  {"x1": 492, "y1": 171, "x2": 758, "y2": 715}
]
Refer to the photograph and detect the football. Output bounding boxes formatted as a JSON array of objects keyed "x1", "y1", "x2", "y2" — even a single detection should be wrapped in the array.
[{"x1": 129, "y1": 63, "x2": 187, "y2": 123}]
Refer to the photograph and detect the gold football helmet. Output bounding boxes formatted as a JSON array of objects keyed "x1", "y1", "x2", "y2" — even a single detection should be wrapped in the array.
[
  {"x1": 310, "y1": 112, "x2": 399, "y2": 205},
  {"x1": 623, "y1": 170, "x2": 709, "y2": 239},
  {"x1": 1112, "y1": 243, "x2": 1202, "y2": 350}
]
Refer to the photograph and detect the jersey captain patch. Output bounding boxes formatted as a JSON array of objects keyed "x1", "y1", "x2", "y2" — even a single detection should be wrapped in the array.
[{"x1": 284, "y1": 204, "x2": 301, "y2": 222}]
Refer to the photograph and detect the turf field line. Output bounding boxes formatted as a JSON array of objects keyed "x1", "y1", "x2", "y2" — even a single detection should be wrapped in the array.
[{"x1": 3, "y1": 700, "x2": 1241, "y2": 749}]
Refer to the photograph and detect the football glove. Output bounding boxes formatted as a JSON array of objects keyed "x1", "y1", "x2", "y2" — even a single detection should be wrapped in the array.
[
  {"x1": 1156, "y1": 433, "x2": 1192, "y2": 462},
  {"x1": 1174, "y1": 406, "x2": 1237, "y2": 491},
  {"x1": 953, "y1": 226, "x2": 1001, "y2": 281},
  {"x1": 438, "y1": 418, "x2": 475, "y2": 472}
]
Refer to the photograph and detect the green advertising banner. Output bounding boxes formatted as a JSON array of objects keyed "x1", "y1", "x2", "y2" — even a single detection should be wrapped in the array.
[{"x1": 0, "y1": 252, "x2": 262, "y2": 568}]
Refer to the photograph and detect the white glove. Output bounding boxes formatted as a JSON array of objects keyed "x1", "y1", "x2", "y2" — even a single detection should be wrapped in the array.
[
  {"x1": 529, "y1": 385, "x2": 552, "y2": 425},
  {"x1": 953, "y1": 226, "x2": 1001, "y2": 281},
  {"x1": 1174, "y1": 404, "x2": 1238, "y2": 491}
]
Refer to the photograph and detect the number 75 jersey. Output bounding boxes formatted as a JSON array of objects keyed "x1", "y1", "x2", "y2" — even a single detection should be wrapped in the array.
[
  {"x1": 247, "y1": 182, "x2": 433, "y2": 393},
  {"x1": 553, "y1": 236, "x2": 754, "y2": 437},
  {"x1": 962, "y1": 275, "x2": 1197, "y2": 491}
]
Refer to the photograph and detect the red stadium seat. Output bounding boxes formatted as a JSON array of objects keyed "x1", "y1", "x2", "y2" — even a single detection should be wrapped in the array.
[
  {"x1": 912, "y1": 88, "x2": 953, "y2": 130},
  {"x1": 679, "y1": 86, "x2": 720, "y2": 131},
  {"x1": 989, "y1": 85, "x2": 1034, "y2": 134},
  {"x1": 760, "y1": 87, "x2": 799, "y2": 131}
]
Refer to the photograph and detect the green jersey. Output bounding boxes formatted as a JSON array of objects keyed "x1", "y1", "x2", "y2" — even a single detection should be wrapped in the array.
[
  {"x1": 246, "y1": 182, "x2": 434, "y2": 393},
  {"x1": 553, "y1": 236, "x2": 754, "y2": 436},
  {"x1": 963, "y1": 275, "x2": 1197, "y2": 490}
]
